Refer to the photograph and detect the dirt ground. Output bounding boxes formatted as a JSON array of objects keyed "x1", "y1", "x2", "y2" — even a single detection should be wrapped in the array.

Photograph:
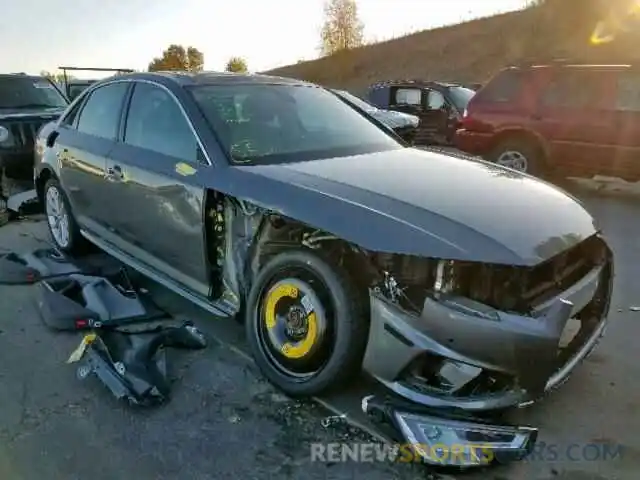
[{"x1": 0, "y1": 190, "x2": 639, "y2": 480}]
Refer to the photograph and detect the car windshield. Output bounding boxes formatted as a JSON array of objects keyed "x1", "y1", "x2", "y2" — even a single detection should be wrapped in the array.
[
  {"x1": 333, "y1": 89, "x2": 377, "y2": 113},
  {"x1": 190, "y1": 83, "x2": 403, "y2": 165},
  {"x1": 0, "y1": 76, "x2": 68, "y2": 109},
  {"x1": 447, "y1": 86, "x2": 475, "y2": 111}
]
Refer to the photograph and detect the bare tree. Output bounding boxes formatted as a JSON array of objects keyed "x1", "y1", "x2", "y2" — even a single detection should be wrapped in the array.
[{"x1": 320, "y1": 0, "x2": 364, "y2": 56}]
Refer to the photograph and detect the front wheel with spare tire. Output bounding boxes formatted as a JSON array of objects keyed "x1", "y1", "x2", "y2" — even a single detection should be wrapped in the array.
[
  {"x1": 245, "y1": 249, "x2": 369, "y2": 397},
  {"x1": 44, "y1": 178, "x2": 86, "y2": 255},
  {"x1": 490, "y1": 138, "x2": 547, "y2": 177}
]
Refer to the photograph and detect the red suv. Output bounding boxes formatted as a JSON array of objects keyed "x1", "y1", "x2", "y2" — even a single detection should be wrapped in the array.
[{"x1": 455, "y1": 63, "x2": 640, "y2": 181}]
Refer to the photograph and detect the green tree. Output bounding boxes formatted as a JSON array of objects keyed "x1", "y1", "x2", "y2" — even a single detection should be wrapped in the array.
[
  {"x1": 40, "y1": 70, "x2": 71, "y2": 83},
  {"x1": 148, "y1": 44, "x2": 204, "y2": 72},
  {"x1": 320, "y1": 0, "x2": 364, "y2": 56},
  {"x1": 225, "y1": 57, "x2": 248, "y2": 73}
]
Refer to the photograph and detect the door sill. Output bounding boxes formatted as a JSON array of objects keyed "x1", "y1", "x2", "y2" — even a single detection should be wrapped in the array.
[{"x1": 80, "y1": 229, "x2": 234, "y2": 318}]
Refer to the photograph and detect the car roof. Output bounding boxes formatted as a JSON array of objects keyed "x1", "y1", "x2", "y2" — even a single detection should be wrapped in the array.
[
  {"x1": 370, "y1": 79, "x2": 461, "y2": 89},
  {"x1": 113, "y1": 71, "x2": 314, "y2": 87},
  {"x1": 0, "y1": 73, "x2": 46, "y2": 80}
]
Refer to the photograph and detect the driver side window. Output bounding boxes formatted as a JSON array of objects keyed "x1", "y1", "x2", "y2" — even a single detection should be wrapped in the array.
[
  {"x1": 426, "y1": 90, "x2": 446, "y2": 110},
  {"x1": 124, "y1": 82, "x2": 199, "y2": 163},
  {"x1": 394, "y1": 88, "x2": 422, "y2": 106}
]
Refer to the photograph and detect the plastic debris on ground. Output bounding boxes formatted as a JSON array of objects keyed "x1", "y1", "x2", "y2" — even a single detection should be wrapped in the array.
[{"x1": 72, "y1": 321, "x2": 206, "y2": 406}]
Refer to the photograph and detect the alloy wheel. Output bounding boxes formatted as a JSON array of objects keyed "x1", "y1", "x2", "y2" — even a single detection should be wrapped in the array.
[
  {"x1": 45, "y1": 186, "x2": 70, "y2": 248},
  {"x1": 496, "y1": 150, "x2": 528, "y2": 172}
]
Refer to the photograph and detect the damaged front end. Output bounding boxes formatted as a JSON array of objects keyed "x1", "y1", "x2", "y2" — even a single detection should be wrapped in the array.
[{"x1": 362, "y1": 233, "x2": 613, "y2": 411}]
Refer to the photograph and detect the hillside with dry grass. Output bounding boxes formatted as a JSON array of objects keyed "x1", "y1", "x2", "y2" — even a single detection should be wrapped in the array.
[{"x1": 265, "y1": 0, "x2": 640, "y2": 92}]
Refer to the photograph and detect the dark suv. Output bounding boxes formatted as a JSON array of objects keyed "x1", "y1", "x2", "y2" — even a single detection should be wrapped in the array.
[
  {"x1": 0, "y1": 74, "x2": 68, "y2": 195},
  {"x1": 455, "y1": 63, "x2": 640, "y2": 180},
  {"x1": 367, "y1": 80, "x2": 475, "y2": 146}
]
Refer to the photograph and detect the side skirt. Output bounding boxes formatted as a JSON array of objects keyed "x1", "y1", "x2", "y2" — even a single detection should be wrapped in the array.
[{"x1": 80, "y1": 229, "x2": 234, "y2": 318}]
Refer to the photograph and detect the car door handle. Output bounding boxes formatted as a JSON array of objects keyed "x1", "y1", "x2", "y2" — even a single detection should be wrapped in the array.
[{"x1": 106, "y1": 165, "x2": 124, "y2": 181}]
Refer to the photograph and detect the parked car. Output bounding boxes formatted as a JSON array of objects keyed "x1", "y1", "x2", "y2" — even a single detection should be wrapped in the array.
[
  {"x1": 455, "y1": 62, "x2": 640, "y2": 179},
  {"x1": 34, "y1": 72, "x2": 612, "y2": 427},
  {"x1": 331, "y1": 88, "x2": 419, "y2": 143},
  {"x1": 367, "y1": 80, "x2": 475, "y2": 146},
  {"x1": 0, "y1": 73, "x2": 68, "y2": 196}
]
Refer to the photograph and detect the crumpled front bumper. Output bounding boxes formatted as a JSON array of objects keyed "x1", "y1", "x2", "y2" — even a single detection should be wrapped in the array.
[{"x1": 362, "y1": 260, "x2": 613, "y2": 411}]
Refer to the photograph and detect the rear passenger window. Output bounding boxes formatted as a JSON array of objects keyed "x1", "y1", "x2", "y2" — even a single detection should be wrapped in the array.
[
  {"x1": 541, "y1": 72, "x2": 603, "y2": 108},
  {"x1": 615, "y1": 72, "x2": 640, "y2": 112},
  {"x1": 76, "y1": 83, "x2": 129, "y2": 139},
  {"x1": 477, "y1": 70, "x2": 523, "y2": 102}
]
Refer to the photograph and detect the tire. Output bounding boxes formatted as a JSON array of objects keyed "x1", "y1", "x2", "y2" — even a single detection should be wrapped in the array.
[
  {"x1": 43, "y1": 178, "x2": 86, "y2": 255},
  {"x1": 490, "y1": 138, "x2": 546, "y2": 177},
  {"x1": 245, "y1": 249, "x2": 369, "y2": 397}
]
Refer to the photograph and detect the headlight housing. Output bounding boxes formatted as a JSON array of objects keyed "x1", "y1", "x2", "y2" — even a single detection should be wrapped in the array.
[{"x1": 0, "y1": 126, "x2": 15, "y2": 147}]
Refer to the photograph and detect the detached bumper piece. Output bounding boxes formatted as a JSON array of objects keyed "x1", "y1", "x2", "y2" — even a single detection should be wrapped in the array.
[
  {"x1": 362, "y1": 395, "x2": 537, "y2": 469},
  {"x1": 72, "y1": 322, "x2": 207, "y2": 406},
  {"x1": 36, "y1": 268, "x2": 166, "y2": 331},
  {"x1": 6, "y1": 189, "x2": 41, "y2": 217},
  {"x1": 0, "y1": 247, "x2": 120, "y2": 285}
]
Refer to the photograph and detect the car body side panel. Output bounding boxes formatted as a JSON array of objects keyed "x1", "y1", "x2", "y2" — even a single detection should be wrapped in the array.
[
  {"x1": 106, "y1": 142, "x2": 210, "y2": 296},
  {"x1": 55, "y1": 126, "x2": 113, "y2": 228}
]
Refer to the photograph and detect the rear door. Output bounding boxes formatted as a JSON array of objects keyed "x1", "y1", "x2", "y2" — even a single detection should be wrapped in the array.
[
  {"x1": 533, "y1": 69, "x2": 616, "y2": 177},
  {"x1": 612, "y1": 70, "x2": 640, "y2": 180},
  {"x1": 55, "y1": 82, "x2": 130, "y2": 231},
  {"x1": 106, "y1": 81, "x2": 210, "y2": 296}
]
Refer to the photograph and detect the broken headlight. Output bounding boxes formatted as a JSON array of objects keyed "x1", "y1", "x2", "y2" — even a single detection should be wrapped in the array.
[{"x1": 433, "y1": 260, "x2": 500, "y2": 321}]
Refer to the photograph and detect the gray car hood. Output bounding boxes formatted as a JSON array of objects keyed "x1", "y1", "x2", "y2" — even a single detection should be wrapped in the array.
[{"x1": 230, "y1": 148, "x2": 597, "y2": 266}]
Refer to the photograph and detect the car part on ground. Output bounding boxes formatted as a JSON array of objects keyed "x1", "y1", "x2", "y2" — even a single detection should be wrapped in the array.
[
  {"x1": 0, "y1": 247, "x2": 119, "y2": 285},
  {"x1": 455, "y1": 61, "x2": 640, "y2": 181},
  {"x1": 362, "y1": 395, "x2": 537, "y2": 468},
  {"x1": 0, "y1": 73, "x2": 68, "y2": 189},
  {"x1": 330, "y1": 89, "x2": 419, "y2": 143},
  {"x1": 36, "y1": 269, "x2": 167, "y2": 331},
  {"x1": 71, "y1": 321, "x2": 206, "y2": 406},
  {"x1": 34, "y1": 71, "x2": 612, "y2": 421},
  {"x1": 367, "y1": 79, "x2": 475, "y2": 146}
]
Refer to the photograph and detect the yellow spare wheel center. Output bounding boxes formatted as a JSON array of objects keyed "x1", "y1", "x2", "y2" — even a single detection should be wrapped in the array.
[{"x1": 264, "y1": 282, "x2": 320, "y2": 360}]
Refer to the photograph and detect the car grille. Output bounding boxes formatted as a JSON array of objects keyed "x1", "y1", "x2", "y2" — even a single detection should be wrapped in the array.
[{"x1": 1, "y1": 120, "x2": 47, "y2": 148}]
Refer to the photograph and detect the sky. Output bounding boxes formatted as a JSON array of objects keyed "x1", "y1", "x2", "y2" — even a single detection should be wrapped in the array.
[{"x1": 1, "y1": 0, "x2": 529, "y2": 78}]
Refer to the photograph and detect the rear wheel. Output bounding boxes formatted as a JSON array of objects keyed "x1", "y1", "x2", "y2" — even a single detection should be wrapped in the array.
[
  {"x1": 44, "y1": 178, "x2": 87, "y2": 255},
  {"x1": 490, "y1": 138, "x2": 546, "y2": 177},
  {"x1": 245, "y1": 249, "x2": 368, "y2": 396}
]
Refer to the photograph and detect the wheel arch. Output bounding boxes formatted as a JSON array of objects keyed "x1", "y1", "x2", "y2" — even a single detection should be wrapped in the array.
[
  {"x1": 492, "y1": 127, "x2": 550, "y2": 161},
  {"x1": 35, "y1": 166, "x2": 58, "y2": 205}
]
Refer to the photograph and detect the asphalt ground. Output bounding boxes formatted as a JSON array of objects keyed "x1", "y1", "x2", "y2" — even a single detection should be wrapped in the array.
[{"x1": 0, "y1": 190, "x2": 639, "y2": 480}]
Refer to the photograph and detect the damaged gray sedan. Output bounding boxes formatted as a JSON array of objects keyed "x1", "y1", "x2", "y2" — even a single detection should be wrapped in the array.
[{"x1": 34, "y1": 72, "x2": 611, "y2": 465}]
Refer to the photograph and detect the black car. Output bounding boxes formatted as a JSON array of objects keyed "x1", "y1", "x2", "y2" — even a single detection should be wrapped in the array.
[
  {"x1": 0, "y1": 74, "x2": 68, "y2": 196},
  {"x1": 33, "y1": 73, "x2": 611, "y2": 464},
  {"x1": 367, "y1": 80, "x2": 475, "y2": 146}
]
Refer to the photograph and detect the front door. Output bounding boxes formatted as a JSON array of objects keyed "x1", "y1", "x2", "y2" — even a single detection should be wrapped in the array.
[
  {"x1": 55, "y1": 82, "x2": 130, "y2": 231},
  {"x1": 612, "y1": 70, "x2": 640, "y2": 181},
  {"x1": 533, "y1": 69, "x2": 617, "y2": 178},
  {"x1": 106, "y1": 81, "x2": 211, "y2": 296},
  {"x1": 388, "y1": 86, "x2": 449, "y2": 145}
]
